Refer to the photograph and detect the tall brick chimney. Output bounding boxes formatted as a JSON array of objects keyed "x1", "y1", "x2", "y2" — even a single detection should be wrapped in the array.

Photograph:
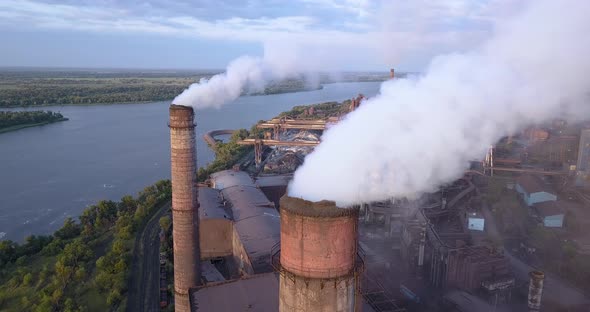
[
  {"x1": 169, "y1": 104, "x2": 200, "y2": 312},
  {"x1": 278, "y1": 196, "x2": 362, "y2": 312},
  {"x1": 390, "y1": 68, "x2": 395, "y2": 79}
]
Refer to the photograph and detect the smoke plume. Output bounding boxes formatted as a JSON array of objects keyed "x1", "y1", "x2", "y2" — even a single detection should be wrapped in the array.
[
  {"x1": 289, "y1": 0, "x2": 590, "y2": 205},
  {"x1": 173, "y1": 42, "x2": 317, "y2": 109}
]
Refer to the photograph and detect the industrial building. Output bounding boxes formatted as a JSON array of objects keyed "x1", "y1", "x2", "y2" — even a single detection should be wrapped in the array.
[
  {"x1": 167, "y1": 103, "x2": 588, "y2": 312},
  {"x1": 515, "y1": 175, "x2": 557, "y2": 206},
  {"x1": 528, "y1": 135, "x2": 579, "y2": 168},
  {"x1": 532, "y1": 201, "x2": 566, "y2": 228},
  {"x1": 169, "y1": 104, "x2": 377, "y2": 312},
  {"x1": 466, "y1": 212, "x2": 485, "y2": 231}
]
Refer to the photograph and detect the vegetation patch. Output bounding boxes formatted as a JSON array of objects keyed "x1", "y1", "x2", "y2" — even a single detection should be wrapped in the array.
[
  {"x1": 0, "y1": 111, "x2": 68, "y2": 133},
  {"x1": 197, "y1": 129, "x2": 254, "y2": 182},
  {"x1": 0, "y1": 180, "x2": 171, "y2": 311}
]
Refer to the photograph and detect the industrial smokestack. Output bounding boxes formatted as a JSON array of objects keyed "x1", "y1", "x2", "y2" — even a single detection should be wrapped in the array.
[
  {"x1": 527, "y1": 270, "x2": 545, "y2": 310},
  {"x1": 390, "y1": 68, "x2": 395, "y2": 79},
  {"x1": 278, "y1": 196, "x2": 362, "y2": 312},
  {"x1": 169, "y1": 104, "x2": 201, "y2": 312}
]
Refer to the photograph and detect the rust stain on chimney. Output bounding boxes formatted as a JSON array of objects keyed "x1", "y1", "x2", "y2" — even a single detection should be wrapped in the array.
[{"x1": 169, "y1": 104, "x2": 201, "y2": 312}]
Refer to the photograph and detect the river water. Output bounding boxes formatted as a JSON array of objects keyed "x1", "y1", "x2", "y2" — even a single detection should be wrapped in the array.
[{"x1": 0, "y1": 81, "x2": 381, "y2": 241}]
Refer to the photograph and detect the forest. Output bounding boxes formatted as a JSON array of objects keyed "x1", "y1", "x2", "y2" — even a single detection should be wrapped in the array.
[
  {"x1": 0, "y1": 180, "x2": 172, "y2": 312},
  {"x1": 0, "y1": 111, "x2": 67, "y2": 131}
]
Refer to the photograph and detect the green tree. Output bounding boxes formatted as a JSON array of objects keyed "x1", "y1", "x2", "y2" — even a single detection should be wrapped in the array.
[
  {"x1": 118, "y1": 195, "x2": 136, "y2": 214},
  {"x1": 22, "y1": 272, "x2": 33, "y2": 286},
  {"x1": 0, "y1": 240, "x2": 17, "y2": 267},
  {"x1": 159, "y1": 216, "x2": 171, "y2": 231},
  {"x1": 107, "y1": 289, "x2": 122, "y2": 306},
  {"x1": 55, "y1": 218, "x2": 82, "y2": 240}
]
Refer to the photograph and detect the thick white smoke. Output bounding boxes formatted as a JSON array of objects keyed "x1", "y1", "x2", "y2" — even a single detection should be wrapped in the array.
[
  {"x1": 173, "y1": 42, "x2": 317, "y2": 109},
  {"x1": 289, "y1": 0, "x2": 590, "y2": 205},
  {"x1": 174, "y1": 56, "x2": 266, "y2": 108}
]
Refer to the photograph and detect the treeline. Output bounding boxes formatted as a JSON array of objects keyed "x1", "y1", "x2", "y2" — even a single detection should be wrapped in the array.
[
  {"x1": 0, "y1": 180, "x2": 171, "y2": 312},
  {"x1": 0, "y1": 111, "x2": 66, "y2": 129},
  {"x1": 0, "y1": 82, "x2": 320, "y2": 107},
  {"x1": 252, "y1": 79, "x2": 323, "y2": 95},
  {"x1": 0, "y1": 70, "x2": 216, "y2": 80},
  {"x1": 0, "y1": 85, "x2": 187, "y2": 107}
]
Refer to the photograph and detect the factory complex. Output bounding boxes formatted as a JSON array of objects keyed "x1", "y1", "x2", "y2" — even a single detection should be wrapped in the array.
[{"x1": 167, "y1": 85, "x2": 590, "y2": 311}]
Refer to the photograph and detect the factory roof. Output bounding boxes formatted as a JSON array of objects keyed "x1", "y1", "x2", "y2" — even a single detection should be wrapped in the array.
[
  {"x1": 255, "y1": 174, "x2": 292, "y2": 187},
  {"x1": 534, "y1": 200, "x2": 567, "y2": 217},
  {"x1": 211, "y1": 170, "x2": 280, "y2": 272},
  {"x1": 211, "y1": 170, "x2": 255, "y2": 190},
  {"x1": 198, "y1": 187, "x2": 231, "y2": 220},
  {"x1": 191, "y1": 273, "x2": 279, "y2": 312},
  {"x1": 517, "y1": 174, "x2": 554, "y2": 194}
]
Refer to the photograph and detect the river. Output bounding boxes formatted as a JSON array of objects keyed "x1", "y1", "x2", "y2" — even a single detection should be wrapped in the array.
[{"x1": 0, "y1": 81, "x2": 382, "y2": 241}]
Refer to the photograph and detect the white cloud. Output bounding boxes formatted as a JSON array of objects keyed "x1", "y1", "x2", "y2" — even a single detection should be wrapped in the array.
[
  {"x1": 0, "y1": 0, "x2": 526, "y2": 70},
  {"x1": 301, "y1": 0, "x2": 372, "y2": 18}
]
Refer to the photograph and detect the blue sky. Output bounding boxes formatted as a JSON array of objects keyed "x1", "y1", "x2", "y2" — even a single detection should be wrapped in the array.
[{"x1": 0, "y1": 0, "x2": 520, "y2": 71}]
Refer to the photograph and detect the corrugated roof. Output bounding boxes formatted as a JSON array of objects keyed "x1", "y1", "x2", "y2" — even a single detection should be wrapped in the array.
[
  {"x1": 516, "y1": 175, "x2": 554, "y2": 194},
  {"x1": 191, "y1": 273, "x2": 279, "y2": 312},
  {"x1": 211, "y1": 170, "x2": 280, "y2": 273},
  {"x1": 211, "y1": 170, "x2": 256, "y2": 190}
]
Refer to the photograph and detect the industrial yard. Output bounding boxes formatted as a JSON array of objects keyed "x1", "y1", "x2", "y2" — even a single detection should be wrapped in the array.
[
  {"x1": 164, "y1": 86, "x2": 590, "y2": 312},
  {"x1": 2, "y1": 1, "x2": 588, "y2": 311}
]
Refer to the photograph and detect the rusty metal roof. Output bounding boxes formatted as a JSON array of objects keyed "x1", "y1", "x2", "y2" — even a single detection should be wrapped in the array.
[{"x1": 191, "y1": 273, "x2": 279, "y2": 312}]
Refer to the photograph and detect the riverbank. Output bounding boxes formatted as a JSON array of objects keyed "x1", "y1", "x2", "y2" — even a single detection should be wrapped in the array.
[
  {"x1": 0, "y1": 85, "x2": 325, "y2": 108},
  {"x1": 0, "y1": 118, "x2": 68, "y2": 134}
]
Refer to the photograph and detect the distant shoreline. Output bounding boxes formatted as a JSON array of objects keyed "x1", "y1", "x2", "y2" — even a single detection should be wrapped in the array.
[
  {"x1": 0, "y1": 69, "x2": 391, "y2": 108},
  {"x1": 0, "y1": 117, "x2": 68, "y2": 134},
  {"x1": 0, "y1": 81, "x2": 388, "y2": 109}
]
